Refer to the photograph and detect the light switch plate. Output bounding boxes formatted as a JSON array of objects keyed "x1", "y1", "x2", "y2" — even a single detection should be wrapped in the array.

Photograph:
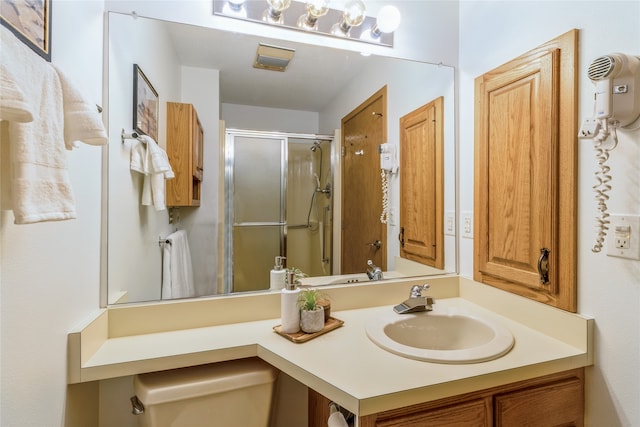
[
  {"x1": 462, "y1": 211, "x2": 473, "y2": 239},
  {"x1": 445, "y1": 211, "x2": 455, "y2": 236},
  {"x1": 607, "y1": 214, "x2": 640, "y2": 260}
]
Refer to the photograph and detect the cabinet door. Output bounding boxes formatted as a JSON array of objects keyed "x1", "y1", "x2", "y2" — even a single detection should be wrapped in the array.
[
  {"x1": 372, "y1": 398, "x2": 491, "y2": 427},
  {"x1": 494, "y1": 376, "x2": 584, "y2": 426},
  {"x1": 400, "y1": 97, "x2": 444, "y2": 269},
  {"x1": 474, "y1": 30, "x2": 577, "y2": 312},
  {"x1": 166, "y1": 102, "x2": 202, "y2": 206}
]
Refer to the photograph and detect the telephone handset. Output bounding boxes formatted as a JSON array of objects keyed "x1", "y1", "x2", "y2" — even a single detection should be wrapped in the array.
[
  {"x1": 579, "y1": 53, "x2": 640, "y2": 252},
  {"x1": 379, "y1": 144, "x2": 398, "y2": 224}
]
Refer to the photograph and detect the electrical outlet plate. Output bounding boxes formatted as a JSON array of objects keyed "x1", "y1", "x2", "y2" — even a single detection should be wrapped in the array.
[
  {"x1": 445, "y1": 211, "x2": 455, "y2": 236},
  {"x1": 607, "y1": 214, "x2": 640, "y2": 260},
  {"x1": 462, "y1": 211, "x2": 473, "y2": 239},
  {"x1": 578, "y1": 117, "x2": 600, "y2": 139}
]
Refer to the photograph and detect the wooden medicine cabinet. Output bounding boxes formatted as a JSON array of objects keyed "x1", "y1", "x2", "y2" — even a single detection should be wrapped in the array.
[
  {"x1": 474, "y1": 30, "x2": 578, "y2": 312},
  {"x1": 399, "y1": 97, "x2": 444, "y2": 269},
  {"x1": 166, "y1": 102, "x2": 203, "y2": 206}
]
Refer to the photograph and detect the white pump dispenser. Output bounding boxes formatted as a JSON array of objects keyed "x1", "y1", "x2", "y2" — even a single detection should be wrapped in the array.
[
  {"x1": 280, "y1": 270, "x2": 300, "y2": 334},
  {"x1": 270, "y1": 256, "x2": 286, "y2": 290}
]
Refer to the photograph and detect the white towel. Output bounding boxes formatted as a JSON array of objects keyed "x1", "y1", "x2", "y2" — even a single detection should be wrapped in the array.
[
  {"x1": 0, "y1": 26, "x2": 107, "y2": 224},
  {"x1": 130, "y1": 135, "x2": 174, "y2": 211},
  {"x1": 53, "y1": 65, "x2": 108, "y2": 149},
  {"x1": 0, "y1": 60, "x2": 33, "y2": 123},
  {"x1": 162, "y1": 230, "x2": 195, "y2": 300}
]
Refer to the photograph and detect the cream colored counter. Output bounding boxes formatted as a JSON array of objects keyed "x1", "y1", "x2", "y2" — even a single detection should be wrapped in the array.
[{"x1": 68, "y1": 276, "x2": 593, "y2": 417}]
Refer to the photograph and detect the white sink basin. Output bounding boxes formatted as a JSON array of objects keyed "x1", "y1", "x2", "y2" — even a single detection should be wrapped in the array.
[{"x1": 365, "y1": 304, "x2": 515, "y2": 364}]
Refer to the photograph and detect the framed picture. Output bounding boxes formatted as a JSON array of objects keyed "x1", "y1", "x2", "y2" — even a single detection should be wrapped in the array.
[
  {"x1": 0, "y1": 0, "x2": 52, "y2": 61},
  {"x1": 133, "y1": 64, "x2": 159, "y2": 141}
]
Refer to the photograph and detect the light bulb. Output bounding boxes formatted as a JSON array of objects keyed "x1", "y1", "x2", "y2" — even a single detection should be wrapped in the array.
[
  {"x1": 307, "y1": 0, "x2": 330, "y2": 18},
  {"x1": 376, "y1": 5, "x2": 401, "y2": 33},
  {"x1": 297, "y1": 0, "x2": 330, "y2": 30},
  {"x1": 228, "y1": 0, "x2": 246, "y2": 11},
  {"x1": 265, "y1": 0, "x2": 291, "y2": 23},
  {"x1": 223, "y1": 0, "x2": 247, "y2": 16},
  {"x1": 342, "y1": 0, "x2": 366, "y2": 27},
  {"x1": 267, "y1": 0, "x2": 291, "y2": 13},
  {"x1": 331, "y1": 0, "x2": 366, "y2": 36}
]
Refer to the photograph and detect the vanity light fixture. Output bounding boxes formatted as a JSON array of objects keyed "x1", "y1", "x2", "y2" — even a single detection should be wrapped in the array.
[{"x1": 213, "y1": 0, "x2": 399, "y2": 47}]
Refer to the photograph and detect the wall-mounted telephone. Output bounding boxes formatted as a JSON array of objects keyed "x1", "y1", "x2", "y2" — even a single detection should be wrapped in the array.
[
  {"x1": 379, "y1": 143, "x2": 398, "y2": 224},
  {"x1": 578, "y1": 53, "x2": 640, "y2": 252}
]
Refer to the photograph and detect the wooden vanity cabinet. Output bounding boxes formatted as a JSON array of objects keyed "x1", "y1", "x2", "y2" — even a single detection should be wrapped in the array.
[
  {"x1": 166, "y1": 102, "x2": 203, "y2": 206},
  {"x1": 473, "y1": 29, "x2": 578, "y2": 312},
  {"x1": 309, "y1": 368, "x2": 584, "y2": 427}
]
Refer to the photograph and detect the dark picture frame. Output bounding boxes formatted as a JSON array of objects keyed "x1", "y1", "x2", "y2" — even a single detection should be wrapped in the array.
[
  {"x1": 0, "y1": 0, "x2": 52, "y2": 61},
  {"x1": 133, "y1": 64, "x2": 159, "y2": 141}
]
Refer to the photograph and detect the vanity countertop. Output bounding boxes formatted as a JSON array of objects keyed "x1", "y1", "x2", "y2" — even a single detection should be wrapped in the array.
[{"x1": 68, "y1": 277, "x2": 592, "y2": 416}]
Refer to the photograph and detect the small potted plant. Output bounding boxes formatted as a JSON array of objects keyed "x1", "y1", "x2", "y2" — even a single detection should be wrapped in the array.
[{"x1": 298, "y1": 288, "x2": 326, "y2": 333}]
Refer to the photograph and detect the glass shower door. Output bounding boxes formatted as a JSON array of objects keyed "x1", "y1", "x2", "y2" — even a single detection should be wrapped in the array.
[{"x1": 227, "y1": 134, "x2": 285, "y2": 293}]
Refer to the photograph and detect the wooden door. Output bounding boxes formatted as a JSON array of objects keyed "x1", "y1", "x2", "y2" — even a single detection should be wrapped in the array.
[
  {"x1": 341, "y1": 87, "x2": 387, "y2": 274},
  {"x1": 474, "y1": 30, "x2": 577, "y2": 312},
  {"x1": 399, "y1": 97, "x2": 444, "y2": 269}
]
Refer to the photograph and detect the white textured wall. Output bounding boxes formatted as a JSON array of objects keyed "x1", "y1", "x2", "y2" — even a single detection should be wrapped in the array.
[
  {"x1": 0, "y1": 1, "x2": 105, "y2": 426},
  {"x1": 107, "y1": 12, "x2": 182, "y2": 303},
  {"x1": 458, "y1": 2, "x2": 640, "y2": 425}
]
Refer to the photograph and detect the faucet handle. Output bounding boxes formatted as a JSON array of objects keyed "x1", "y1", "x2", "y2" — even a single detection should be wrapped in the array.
[{"x1": 410, "y1": 283, "x2": 430, "y2": 298}]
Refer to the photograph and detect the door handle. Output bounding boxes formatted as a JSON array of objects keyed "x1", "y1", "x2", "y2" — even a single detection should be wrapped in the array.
[
  {"x1": 538, "y1": 248, "x2": 550, "y2": 285},
  {"x1": 366, "y1": 240, "x2": 382, "y2": 249}
]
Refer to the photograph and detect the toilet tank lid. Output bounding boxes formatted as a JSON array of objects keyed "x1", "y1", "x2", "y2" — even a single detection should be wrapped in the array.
[{"x1": 134, "y1": 358, "x2": 278, "y2": 406}]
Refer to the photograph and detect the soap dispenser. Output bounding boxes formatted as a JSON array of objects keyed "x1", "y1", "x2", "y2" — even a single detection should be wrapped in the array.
[
  {"x1": 270, "y1": 256, "x2": 286, "y2": 290},
  {"x1": 280, "y1": 270, "x2": 300, "y2": 334}
]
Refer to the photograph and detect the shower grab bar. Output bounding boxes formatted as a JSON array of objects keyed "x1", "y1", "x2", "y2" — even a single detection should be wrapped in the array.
[
  {"x1": 288, "y1": 224, "x2": 311, "y2": 229},
  {"x1": 322, "y1": 206, "x2": 330, "y2": 263},
  {"x1": 233, "y1": 222, "x2": 286, "y2": 227}
]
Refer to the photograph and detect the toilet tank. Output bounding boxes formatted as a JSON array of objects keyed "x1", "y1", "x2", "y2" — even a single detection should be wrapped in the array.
[{"x1": 133, "y1": 358, "x2": 278, "y2": 427}]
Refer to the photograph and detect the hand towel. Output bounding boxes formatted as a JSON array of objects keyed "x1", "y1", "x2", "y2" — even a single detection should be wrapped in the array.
[
  {"x1": 129, "y1": 138, "x2": 147, "y2": 174},
  {"x1": 1, "y1": 26, "x2": 76, "y2": 224},
  {"x1": 162, "y1": 230, "x2": 195, "y2": 300},
  {"x1": 0, "y1": 60, "x2": 33, "y2": 123},
  {"x1": 136, "y1": 135, "x2": 174, "y2": 211},
  {"x1": 1, "y1": 26, "x2": 108, "y2": 224},
  {"x1": 52, "y1": 65, "x2": 108, "y2": 149}
]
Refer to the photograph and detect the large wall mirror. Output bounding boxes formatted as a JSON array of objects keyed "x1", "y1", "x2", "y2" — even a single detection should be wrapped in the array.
[{"x1": 105, "y1": 11, "x2": 456, "y2": 306}]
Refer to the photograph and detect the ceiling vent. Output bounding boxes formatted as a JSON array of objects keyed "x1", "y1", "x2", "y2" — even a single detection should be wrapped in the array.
[{"x1": 254, "y1": 43, "x2": 295, "y2": 72}]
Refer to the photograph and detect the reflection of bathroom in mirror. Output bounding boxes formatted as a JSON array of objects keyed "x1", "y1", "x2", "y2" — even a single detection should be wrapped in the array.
[{"x1": 106, "y1": 12, "x2": 456, "y2": 305}]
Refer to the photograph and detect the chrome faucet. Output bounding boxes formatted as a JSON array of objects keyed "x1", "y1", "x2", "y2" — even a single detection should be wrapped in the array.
[
  {"x1": 366, "y1": 260, "x2": 383, "y2": 280},
  {"x1": 393, "y1": 284, "x2": 435, "y2": 314}
]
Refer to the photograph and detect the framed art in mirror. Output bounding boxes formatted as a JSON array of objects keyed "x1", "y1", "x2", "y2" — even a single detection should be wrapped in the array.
[
  {"x1": 0, "y1": 0, "x2": 51, "y2": 61},
  {"x1": 133, "y1": 64, "x2": 159, "y2": 141}
]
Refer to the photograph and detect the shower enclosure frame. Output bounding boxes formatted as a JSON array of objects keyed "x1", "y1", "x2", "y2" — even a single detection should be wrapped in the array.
[{"x1": 224, "y1": 129, "x2": 334, "y2": 294}]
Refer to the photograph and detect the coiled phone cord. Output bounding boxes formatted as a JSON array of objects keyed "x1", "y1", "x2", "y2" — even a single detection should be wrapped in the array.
[
  {"x1": 380, "y1": 169, "x2": 390, "y2": 224},
  {"x1": 591, "y1": 119, "x2": 618, "y2": 253}
]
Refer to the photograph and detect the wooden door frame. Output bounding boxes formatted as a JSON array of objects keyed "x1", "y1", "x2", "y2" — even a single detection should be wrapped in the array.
[{"x1": 340, "y1": 86, "x2": 388, "y2": 272}]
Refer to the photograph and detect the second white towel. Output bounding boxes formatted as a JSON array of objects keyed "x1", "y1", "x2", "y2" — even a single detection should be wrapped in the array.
[{"x1": 162, "y1": 230, "x2": 195, "y2": 300}]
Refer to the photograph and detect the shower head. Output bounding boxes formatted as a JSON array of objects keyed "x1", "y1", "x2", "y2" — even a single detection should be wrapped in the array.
[{"x1": 310, "y1": 141, "x2": 322, "y2": 153}]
